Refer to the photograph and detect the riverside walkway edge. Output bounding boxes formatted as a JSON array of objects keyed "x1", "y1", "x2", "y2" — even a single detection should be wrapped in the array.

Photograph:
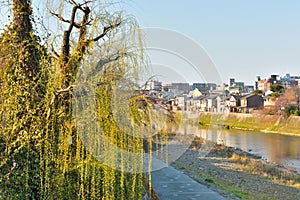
[{"x1": 150, "y1": 165, "x2": 227, "y2": 200}]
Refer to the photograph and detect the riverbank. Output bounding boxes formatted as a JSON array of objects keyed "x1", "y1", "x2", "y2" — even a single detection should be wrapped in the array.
[
  {"x1": 197, "y1": 112, "x2": 300, "y2": 136},
  {"x1": 172, "y1": 141, "x2": 300, "y2": 200}
]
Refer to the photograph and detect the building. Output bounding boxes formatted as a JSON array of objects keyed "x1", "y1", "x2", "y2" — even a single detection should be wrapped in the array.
[
  {"x1": 225, "y1": 95, "x2": 241, "y2": 112},
  {"x1": 225, "y1": 78, "x2": 245, "y2": 94},
  {"x1": 280, "y1": 73, "x2": 298, "y2": 88},
  {"x1": 163, "y1": 83, "x2": 190, "y2": 95},
  {"x1": 229, "y1": 78, "x2": 235, "y2": 87},
  {"x1": 179, "y1": 94, "x2": 225, "y2": 113},
  {"x1": 257, "y1": 79, "x2": 270, "y2": 92},
  {"x1": 144, "y1": 80, "x2": 162, "y2": 91},
  {"x1": 290, "y1": 75, "x2": 300, "y2": 88},
  {"x1": 228, "y1": 87, "x2": 240, "y2": 94},
  {"x1": 244, "y1": 85, "x2": 254, "y2": 93},
  {"x1": 235, "y1": 82, "x2": 245, "y2": 90},
  {"x1": 184, "y1": 96, "x2": 205, "y2": 112},
  {"x1": 255, "y1": 76, "x2": 261, "y2": 90},
  {"x1": 257, "y1": 73, "x2": 300, "y2": 92},
  {"x1": 189, "y1": 88, "x2": 202, "y2": 97},
  {"x1": 240, "y1": 94, "x2": 264, "y2": 113},
  {"x1": 264, "y1": 96, "x2": 277, "y2": 108},
  {"x1": 191, "y1": 83, "x2": 217, "y2": 93},
  {"x1": 257, "y1": 75, "x2": 279, "y2": 92}
]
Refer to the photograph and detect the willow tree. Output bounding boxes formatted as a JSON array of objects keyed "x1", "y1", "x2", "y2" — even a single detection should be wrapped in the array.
[{"x1": 0, "y1": 0, "x2": 148, "y2": 199}]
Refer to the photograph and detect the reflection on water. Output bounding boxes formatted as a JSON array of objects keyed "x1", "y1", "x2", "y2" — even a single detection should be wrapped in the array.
[{"x1": 177, "y1": 123, "x2": 300, "y2": 173}]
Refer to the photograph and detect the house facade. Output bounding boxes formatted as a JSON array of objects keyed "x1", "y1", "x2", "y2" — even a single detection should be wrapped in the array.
[
  {"x1": 240, "y1": 94, "x2": 264, "y2": 113},
  {"x1": 226, "y1": 95, "x2": 241, "y2": 112}
]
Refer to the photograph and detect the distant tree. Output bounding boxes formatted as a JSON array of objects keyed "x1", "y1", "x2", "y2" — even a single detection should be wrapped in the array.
[
  {"x1": 292, "y1": 110, "x2": 300, "y2": 116},
  {"x1": 270, "y1": 92, "x2": 280, "y2": 97},
  {"x1": 252, "y1": 90, "x2": 263, "y2": 95},
  {"x1": 272, "y1": 87, "x2": 300, "y2": 116},
  {"x1": 284, "y1": 105, "x2": 299, "y2": 116},
  {"x1": 270, "y1": 84, "x2": 284, "y2": 93},
  {"x1": 284, "y1": 87, "x2": 300, "y2": 103}
]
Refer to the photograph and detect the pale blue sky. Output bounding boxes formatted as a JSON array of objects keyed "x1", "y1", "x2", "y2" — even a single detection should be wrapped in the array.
[
  {"x1": 124, "y1": 0, "x2": 300, "y2": 85},
  {"x1": 2, "y1": 1, "x2": 298, "y2": 85}
]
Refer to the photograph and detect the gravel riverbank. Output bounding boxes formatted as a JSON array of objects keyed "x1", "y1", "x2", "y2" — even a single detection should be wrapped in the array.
[{"x1": 172, "y1": 142, "x2": 300, "y2": 200}]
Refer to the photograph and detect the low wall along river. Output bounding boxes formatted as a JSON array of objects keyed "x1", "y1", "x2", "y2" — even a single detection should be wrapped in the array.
[
  {"x1": 198, "y1": 112, "x2": 300, "y2": 135},
  {"x1": 175, "y1": 112, "x2": 300, "y2": 173}
]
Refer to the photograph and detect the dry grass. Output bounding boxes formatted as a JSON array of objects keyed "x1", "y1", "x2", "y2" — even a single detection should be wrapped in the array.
[
  {"x1": 230, "y1": 153, "x2": 300, "y2": 189},
  {"x1": 231, "y1": 153, "x2": 250, "y2": 164}
]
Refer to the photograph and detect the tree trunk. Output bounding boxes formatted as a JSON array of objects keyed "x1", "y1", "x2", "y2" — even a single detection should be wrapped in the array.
[
  {"x1": 13, "y1": 0, "x2": 32, "y2": 41},
  {"x1": 12, "y1": 0, "x2": 41, "y2": 78}
]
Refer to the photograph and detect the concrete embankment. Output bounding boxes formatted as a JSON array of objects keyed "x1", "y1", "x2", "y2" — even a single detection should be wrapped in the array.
[{"x1": 197, "y1": 112, "x2": 300, "y2": 136}]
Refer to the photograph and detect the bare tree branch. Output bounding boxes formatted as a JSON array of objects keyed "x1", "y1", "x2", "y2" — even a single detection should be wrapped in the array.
[
  {"x1": 56, "y1": 1, "x2": 122, "y2": 87},
  {"x1": 92, "y1": 22, "x2": 122, "y2": 42},
  {"x1": 96, "y1": 54, "x2": 121, "y2": 70},
  {"x1": 77, "y1": 1, "x2": 93, "y2": 12},
  {"x1": 67, "y1": 0, "x2": 92, "y2": 9},
  {"x1": 51, "y1": 43, "x2": 59, "y2": 58},
  {"x1": 140, "y1": 75, "x2": 157, "y2": 91},
  {"x1": 84, "y1": 53, "x2": 124, "y2": 81},
  {"x1": 69, "y1": 0, "x2": 77, "y2": 6},
  {"x1": 67, "y1": 5, "x2": 80, "y2": 32},
  {"x1": 71, "y1": 6, "x2": 91, "y2": 63},
  {"x1": 49, "y1": 10, "x2": 81, "y2": 28},
  {"x1": 58, "y1": 4, "x2": 80, "y2": 70},
  {"x1": 57, "y1": 1, "x2": 93, "y2": 86}
]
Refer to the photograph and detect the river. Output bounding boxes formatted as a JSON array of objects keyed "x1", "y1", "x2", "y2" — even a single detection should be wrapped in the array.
[{"x1": 177, "y1": 123, "x2": 300, "y2": 173}]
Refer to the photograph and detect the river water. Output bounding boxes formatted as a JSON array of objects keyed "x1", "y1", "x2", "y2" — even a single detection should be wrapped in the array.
[{"x1": 177, "y1": 124, "x2": 300, "y2": 173}]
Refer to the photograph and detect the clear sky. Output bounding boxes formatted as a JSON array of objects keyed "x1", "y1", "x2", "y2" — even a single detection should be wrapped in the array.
[{"x1": 124, "y1": 0, "x2": 300, "y2": 85}]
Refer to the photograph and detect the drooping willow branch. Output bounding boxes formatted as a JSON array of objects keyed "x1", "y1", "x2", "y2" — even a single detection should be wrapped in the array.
[{"x1": 1, "y1": 0, "x2": 146, "y2": 199}]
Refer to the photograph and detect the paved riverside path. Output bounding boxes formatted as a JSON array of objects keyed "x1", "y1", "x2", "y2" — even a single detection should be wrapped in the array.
[{"x1": 150, "y1": 166, "x2": 227, "y2": 200}]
